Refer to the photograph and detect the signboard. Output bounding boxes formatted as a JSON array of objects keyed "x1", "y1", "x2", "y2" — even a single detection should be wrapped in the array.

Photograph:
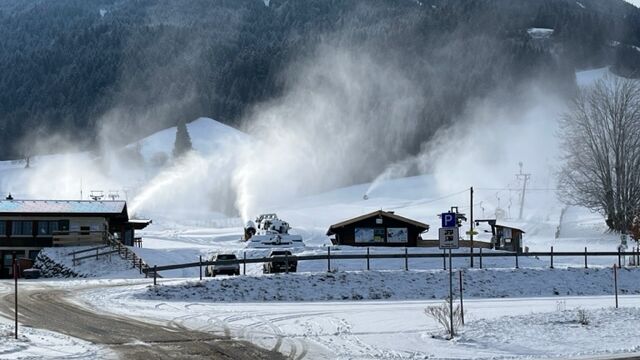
[
  {"x1": 441, "y1": 212, "x2": 457, "y2": 228},
  {"x1": 355, "y1": 228, "x2": 374, "y2": 243},
  {"x1": 387, "y1": 228, "x2": 408, "y2": 243},
  {"x1": 439, "y1": 227, "x2": 459, "y2": 249}
]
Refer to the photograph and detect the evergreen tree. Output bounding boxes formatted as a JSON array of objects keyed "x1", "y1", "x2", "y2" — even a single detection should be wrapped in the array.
[{"x1": 172, "y1": 119, "x2": 193, "y2": 158}]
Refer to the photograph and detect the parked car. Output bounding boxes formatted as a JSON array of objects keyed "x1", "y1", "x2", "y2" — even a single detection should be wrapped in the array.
[
  {"x1": 263, "y1": 250, "x2": 297, "y2": 274},
  {"x1": 205, "y1": 253, "x2": 240, "y2": 277},
  {"x1": 22, "y1": 268, "x2": 41, "y2": 279}
]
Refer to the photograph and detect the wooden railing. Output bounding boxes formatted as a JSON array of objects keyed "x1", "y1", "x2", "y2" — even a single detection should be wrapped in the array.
[{"x1": 53, "y1": 230, "x2": 108, "y2": 246}]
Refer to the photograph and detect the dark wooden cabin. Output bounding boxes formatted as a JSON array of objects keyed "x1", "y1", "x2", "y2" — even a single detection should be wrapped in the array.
[
  {"x1": 475, "y1": 219, "x2": 525, "y2": 253},
  {"x1": 327, "y1": 210, "x2": 429, "y2": 247},
  {"x1": 0, "y1": 199, "x2": 151, "y2": 278}
]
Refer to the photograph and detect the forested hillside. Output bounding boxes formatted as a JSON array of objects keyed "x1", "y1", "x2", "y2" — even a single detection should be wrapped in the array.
[{"x1": 0, "y1": 0, "x2": 639, "y2": 159}]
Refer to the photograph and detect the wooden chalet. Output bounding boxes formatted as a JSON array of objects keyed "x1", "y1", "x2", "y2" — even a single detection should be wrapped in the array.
[
  {"x1": 327, "y1": 210, "x2": 429, "y2": 247},
  {"x1": 0, "y1": 198, "x2": 151, "y2": 278},
  {"x1": 476, "y1": 219, "x2": 525, "y2": 253}
]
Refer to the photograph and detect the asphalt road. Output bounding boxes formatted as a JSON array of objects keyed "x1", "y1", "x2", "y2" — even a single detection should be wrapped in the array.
[{"x1": 0, "y1": 286, "x2": 284, "y2": 360}]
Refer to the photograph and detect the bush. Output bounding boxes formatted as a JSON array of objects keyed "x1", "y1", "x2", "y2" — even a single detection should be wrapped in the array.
[
  {"x1": 424, "y1": 297, "x2": 463, "y2": 339},
  {"x1": 577, "y1": 308, "x2": 590, "y2": 326}
]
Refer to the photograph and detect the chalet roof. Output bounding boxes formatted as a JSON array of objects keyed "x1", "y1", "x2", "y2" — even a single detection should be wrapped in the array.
[
  {"x1": 327, "y1": 210, "x2": 429, "y2": 235},
  {"x1": 0, "y1": 200, "x2": 127, "y2": 215}
]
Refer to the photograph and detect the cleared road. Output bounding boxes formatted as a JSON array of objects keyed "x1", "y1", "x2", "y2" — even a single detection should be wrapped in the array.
[{"x1": 0, "y1": 285, "x2": 284, "y2": 360}]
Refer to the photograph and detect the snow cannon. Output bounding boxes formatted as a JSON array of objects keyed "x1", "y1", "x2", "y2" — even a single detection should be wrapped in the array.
[
  {"x1": 244, "y1": 220, "x2": 256, "y2": 241},
  {"x1": 245, "y1": 213, "x2": 304, "y2": 248}
]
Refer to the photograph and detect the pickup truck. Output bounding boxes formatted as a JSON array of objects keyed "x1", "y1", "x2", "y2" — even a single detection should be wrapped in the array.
[{"x1": 263, "y1": 250, "x2": 297, "y2": 274}]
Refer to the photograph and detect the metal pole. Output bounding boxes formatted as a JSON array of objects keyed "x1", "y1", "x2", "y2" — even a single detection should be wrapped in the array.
[
  {"x1": 459, "y1": 270, "x2": 464, "y2": 325},
  {"x1": 470, "y1": 186, "x2": 474, "y2": 268},
  {"x1": 479, "y1": 247, "x2": 483, "y2": 269},
  {"x1": 366, "y1": 247, "x2": 370, "y2": 271},
  {"x1": 404, "y1": 247, "x2": 408, "y2": 271},
  {"x1": 515, "y1": 251, "x2": 519, "y2": 269},
  {"x1": 327, "y1": 247, "x2": 331, "y2": 272},
  {"x1": 243, "y1": 251, "x2": 246, "y2": 275},
  {"x1": 614, "y1": 263, "x2": 619, "y2": 309},
  {"x1": 550, "y1": 246, "x2": 554, "y2": 269},
  {"x1": 13, "y1": 256, "x2": 18, "y2": 340},
  {"x1": 153, "y1": 265, "x2": 157, "y2": 286},
  {"x1": 448, "y1": 249, "x2": 454, "y2": 338},
  {"x1": 199, "y1": 255, "x2": 202, "y2": 280}
]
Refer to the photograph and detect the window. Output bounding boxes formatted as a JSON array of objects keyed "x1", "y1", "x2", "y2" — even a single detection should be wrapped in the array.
[
  {"x1": 0, "y1": 221, "x2": 5, "y2": 236},
  {"x1": 11, "y1": 221, "x2": 33, "y2": 236},
  {"x1": 49, "y1": 221, "x2": 59, "y2": 234},
  {"x1": 38, "y1": 221, "x2": 49, "y2": 235},
  {"x1": 58, "y1": 220, "x2": 69, "y2": 232},
  {"x1": 80, "y1": 226, "x2": 90, "y2": 236}
]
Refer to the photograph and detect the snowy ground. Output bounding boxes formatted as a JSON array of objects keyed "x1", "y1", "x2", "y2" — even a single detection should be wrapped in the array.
[
  {"x1": 75, "y1": 277, "x2": 640, "y2": 360},
  {"x1": 0, "y1": 281, "x2": 112, "y2": 359}
]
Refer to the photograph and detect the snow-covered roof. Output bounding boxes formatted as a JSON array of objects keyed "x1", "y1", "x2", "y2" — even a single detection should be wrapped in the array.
[
  {"x1": 527, "y1": 28, "x2": 554, "y2": 39},
  {"x1": 327, "y1": 210, "x2": 429, "y2": 235},
  {"x1": 0, "y1": 200, "x2": 127, "y2": 215}
]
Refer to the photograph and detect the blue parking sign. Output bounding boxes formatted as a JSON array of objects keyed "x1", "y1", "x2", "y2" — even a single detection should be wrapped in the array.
[{"x1": 441, "y1": 212, "x2": 456, "y2": 228}]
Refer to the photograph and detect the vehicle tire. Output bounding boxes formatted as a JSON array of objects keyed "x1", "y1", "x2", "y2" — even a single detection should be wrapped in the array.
[{"x1": 235, "y1": 270, "x2": 240, "y2": 276}]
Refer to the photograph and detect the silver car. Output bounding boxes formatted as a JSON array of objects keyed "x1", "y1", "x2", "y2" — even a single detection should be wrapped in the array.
[{"x1": 206, "y1": 253, "x2": 240, "y2": 277}]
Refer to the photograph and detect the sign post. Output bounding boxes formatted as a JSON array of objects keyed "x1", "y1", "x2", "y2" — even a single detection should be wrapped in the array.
[
  {"x1": 439, "y1": 212, "x2": 460, "y2": 338},
  {"x1": 13, "y1": 255, "x2": 18, "y2": 340}
]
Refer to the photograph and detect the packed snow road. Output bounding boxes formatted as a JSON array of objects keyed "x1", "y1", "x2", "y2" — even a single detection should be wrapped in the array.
[{"x1": 0, "y1": 281, "x2": 283, "y2": 360}]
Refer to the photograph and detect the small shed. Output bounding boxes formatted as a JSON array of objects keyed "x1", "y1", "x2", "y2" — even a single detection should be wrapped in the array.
[
  {"x1": 326, "y1": 210, "x2": 429, "y2": 247},
  {"x1": 475, "y1": 219, "x2": 525, "y2": 253}
]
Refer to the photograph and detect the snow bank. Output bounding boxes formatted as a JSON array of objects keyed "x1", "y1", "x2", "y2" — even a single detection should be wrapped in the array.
[
  {"x1": 38, "y1": 247, "x2": 142, "y2": 278},
  {"x1": 140, "y1": 267, "x2": 640, "y2": 302}
]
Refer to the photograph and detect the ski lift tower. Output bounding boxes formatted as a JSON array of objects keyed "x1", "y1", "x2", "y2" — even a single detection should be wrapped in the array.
[{"x1": 515, "y1": 162, "x2": 531, "y2": 220}]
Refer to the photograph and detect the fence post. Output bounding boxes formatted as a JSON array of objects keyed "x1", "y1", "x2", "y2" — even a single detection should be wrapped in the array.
[
  {"x1": 459, "y1": 270, "x2": 464, "y2": 325},
  {"x1": 132, "y1": 253, "x2": 136, "y2": 268},
  {"x1": 614, "y1": 263, "x2": 618, "y2": 309},
  {"x1": 550, "y1": 246, "x2": 554, "y2": 269},
  {"x1": 139, "y1": 258, "x2": 142, "y2": 274},
  {"x1": 327, "y1": 247, "x2": 331, "y2": 272},
  {"x1": 243, "y1": 251, "x2": 246, "y2": 275},
  {"x1": 515, "y1": 251, "x2": 519, "y2": 269},
  {"x1": 96, "y1": 248, "x2": 99, "y2": 260},
  {"x1": 153, "y1": 265, "x2": 157, "y2": 286},
  {"x1": 285, "y1": 253, "x2": 289, "y2": 274},
  {"x1": 443, "y1": 249, "x2": 446, "y2": 270},
  {"x1": 199, "y1": 255, "x2": 202, "y2": 280},
  {"x1": 584, "y1": 247, "x2": 588, "y2": 269},
  {"x1": 366, "y1": 247, "x2": 370, "y2": 271},
  {"x1": 404, "y1": 247, "x2": 408, "y2": 271},
  {"x1": 618, "y1": 248, "x2": 622, "y2": 268},
  {"x1": 479, "y1": 247, "x2": 483, "y2": 269}
]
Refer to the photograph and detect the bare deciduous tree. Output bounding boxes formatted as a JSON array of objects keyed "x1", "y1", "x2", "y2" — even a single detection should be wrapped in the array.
[{"x1": 558, "y1": 76, "x2": 640, "y2": 233}]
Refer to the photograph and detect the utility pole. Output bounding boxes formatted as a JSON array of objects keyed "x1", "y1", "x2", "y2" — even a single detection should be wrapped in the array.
[{"x1": 516, "y1": 162, "x2": 531, "y2": 220}]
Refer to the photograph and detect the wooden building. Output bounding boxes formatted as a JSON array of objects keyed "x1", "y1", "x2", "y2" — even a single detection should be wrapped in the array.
[
  {"x1": 327, "y1": 210, "x2": 429, "y2": 247},
  {"x1": 0, "y1": 198, "x2": 151, "y2": 278},
  {"x1": 475, "y1": 219, "x2": 525, "y2": 253}
]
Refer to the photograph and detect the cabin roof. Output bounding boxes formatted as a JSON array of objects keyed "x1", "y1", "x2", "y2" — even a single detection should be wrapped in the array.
[
  {"x1": 327, "y1": 210, "x2": 429, "y2": 235},
  {"x1": 0, "y1": 200, "x2": 127, "y2": 215}
]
